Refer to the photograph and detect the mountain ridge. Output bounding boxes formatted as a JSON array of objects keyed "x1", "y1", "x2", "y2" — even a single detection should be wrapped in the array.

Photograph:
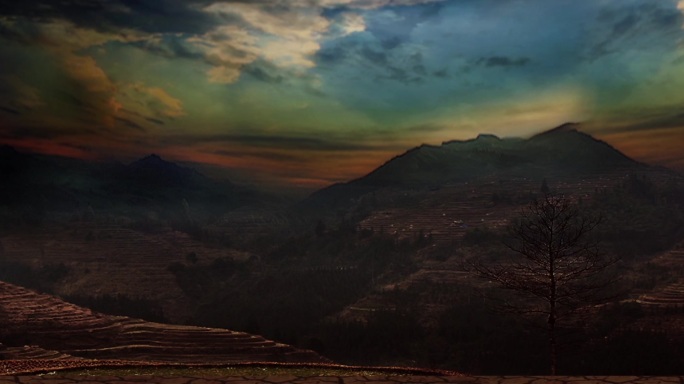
[
  {"x1": 0, "y1": 148, "x2": 264, "y2": 221},
  {"x1": 302, "y1": 123, "x2": 650, "y2": 210},
  {"x1": 368, "y1": 123, "x2": 643, "y2": 185}
]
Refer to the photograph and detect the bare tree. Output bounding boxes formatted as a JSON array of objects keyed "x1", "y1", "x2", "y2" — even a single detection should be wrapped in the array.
[{"x1": 472, "y1": 193, "x2": 617, "y2": 375}]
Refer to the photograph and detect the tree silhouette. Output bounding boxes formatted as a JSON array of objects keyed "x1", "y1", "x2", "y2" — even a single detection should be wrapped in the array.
[{"x1": 472, "y1": 193, "x2": 617, "y2": 375}]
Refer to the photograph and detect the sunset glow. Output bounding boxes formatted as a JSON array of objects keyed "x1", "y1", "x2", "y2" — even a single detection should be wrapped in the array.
[{"x1": 1, "y1": 0, "x2": 684, "y2": 189}]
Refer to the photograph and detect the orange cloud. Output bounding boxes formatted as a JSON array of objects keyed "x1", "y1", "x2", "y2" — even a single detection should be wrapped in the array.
[
  {"x1": 596, "y1": 126, "x2": 684, "y2": 172},
  {"x1": 0, "y1": 138, "x2": 97, "y2": 160}
]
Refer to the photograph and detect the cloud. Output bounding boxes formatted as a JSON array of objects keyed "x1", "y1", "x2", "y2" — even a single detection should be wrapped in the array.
[
  {"x1": 587, "y1": 2, "x2": 682, "y2": 61},
  {"x1": 115, "y1": 116, "x2": 144, "y2": 131},
  {"x1": 0, "y1": 0, "x2": 221, "y2": 35},
  {"x1": 0, "y1": 106, "x2": 20, "y2": 115},
  {"x1": 243, "y1": 60, "x2": 286, "y2": 83},
  {"x1": 141, "y1": 86, "x2": 185, "y2": 118},
  {"x1": 477, "y1": 56, "x2": 530, "y2": 68},
  {"x1": 596, "y1": 126, "x2": 684, "y2": 171},
  {"x1": 159, "y1": 132, "x2": 402, "y2": 152},
  {"x1": 0, "y1": 76, "x2": 44, "y2": 113},
  {"x1": 0, "y1": 1, "x2": 447, "y2": 86},
  {"x1": 212, "y1": 149, "x2": 303, "y2": 163},
  {"x1": 0, "y1": 18, "x2": 150, "y2": 128},
  {"x1": 337, "y1": 12, "x2": 366, "y2": 36},
  {"x1": 195, "y1": 3, "x2": 330, "y2": 83},
  {"x1": 116, "y1": 83, "x2": 185, "y2": 127},
  {"x1": 59, "y1": 53, "x2": 121, "y2": 127},
  {"x1": 146, "y1": 117, "x2": 165, "y2": 125},
  {"x1": 189, "y1": 0, "x2": 446, "y2": 83}
]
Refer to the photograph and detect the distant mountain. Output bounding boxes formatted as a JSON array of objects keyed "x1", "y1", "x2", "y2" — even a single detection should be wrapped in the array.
[
  {"x1": 303, "y1": 123, "x2": 647, "y2": 209},
  {"x1": 361, "y1": 123, "x2": 640, "y2": 187},
  {"x1": 125, "y1": 154, "x2": 219, "y2": 188},
  {"x1": 0, "y1": 148, "x2": 264, "y2": 221}
]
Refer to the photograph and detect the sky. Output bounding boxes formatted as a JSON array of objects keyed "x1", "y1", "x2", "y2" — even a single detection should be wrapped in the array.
[{"x1": 1, "y1": 0, "x2": 684, "y2": 191}]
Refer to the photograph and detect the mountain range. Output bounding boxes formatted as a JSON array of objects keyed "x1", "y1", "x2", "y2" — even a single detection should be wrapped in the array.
[
  {"x1": 303, "y1": 123, "x2": 652, "y2": 210},
  {"x1": 0, "y1": 124, "x2": 669, "y2": 219}
]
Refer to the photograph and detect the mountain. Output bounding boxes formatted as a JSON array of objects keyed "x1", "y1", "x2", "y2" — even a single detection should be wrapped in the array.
[
  {"x1": 362, "y1": 123, "x2": 641, "y2": 187},
  {"x1": 125, "y1": 154, "x2": 219, "y2": 189},
  {"x1": 303, "y1": 124, "x2": 647, "y2": 210},
  {"x1": 0, "y1": 149, "x2": 264, "y2": 222}
]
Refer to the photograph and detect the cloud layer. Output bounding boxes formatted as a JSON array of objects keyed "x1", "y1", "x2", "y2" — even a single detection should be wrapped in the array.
[{"x1": 1, "y1": 0, "x2": 683, "y2": 189}]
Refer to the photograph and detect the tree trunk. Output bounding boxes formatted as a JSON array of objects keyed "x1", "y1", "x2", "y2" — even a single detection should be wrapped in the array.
[{"x1": 549, "y1": 312, "x2": 557, "y2": 375}]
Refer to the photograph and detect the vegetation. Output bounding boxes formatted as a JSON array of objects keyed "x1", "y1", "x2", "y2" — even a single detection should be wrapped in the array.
[
  {"x1": 472, "y1": 193, "x2": 617, "y2": 374},
  {"x1": 2, "y1": 146, "x2": 684, "y2": 374}
]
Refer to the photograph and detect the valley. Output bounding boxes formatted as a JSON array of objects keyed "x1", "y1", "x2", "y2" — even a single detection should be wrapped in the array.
[{"x1": 1, "y1": 126, "x2": 684, "y2": 375}]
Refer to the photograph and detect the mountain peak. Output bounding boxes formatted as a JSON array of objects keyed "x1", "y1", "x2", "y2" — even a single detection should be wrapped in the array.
[
  {"x1": 130, "y1": 154, "x2": 179, "y2": 169},
  {"x1": 0, "y1": 145, "x2": 18, "y2": 156},
  {"x1": 532, "y1": 122, "x2": 581, "y2": 138},
  {"x1": 137, "y1": 153, "x2": 164, "y2": 163},
  {"x1": 475, "y1": 133, "x2": 500, "y2": 141}
]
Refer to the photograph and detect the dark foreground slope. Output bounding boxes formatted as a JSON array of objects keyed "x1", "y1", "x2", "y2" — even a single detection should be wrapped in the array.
[{"x1": 0, "y1": 281, "x2": 325, "y2": 364}]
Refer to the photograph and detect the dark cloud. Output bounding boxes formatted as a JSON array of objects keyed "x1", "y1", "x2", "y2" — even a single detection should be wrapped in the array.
[
  {"x1": 145, "y1": 117, "x2": 165, "y2": 125},
  {"x1": 212, "y1": 149, "x2": 302, "y2": 162},
  {"x1": 317, "y1": 38, "x2": 426, "y2": 84},
  {"x1": 131, "y1": 36, "x2": 204, "y2": 60},
  {"x1": 377, "y1": 66, "x2": 424, "y2": 84},
  {"x1": 160, "y1": 133, "x2": 397, "y2": 152},
  {"x1": 0, "y1": 0, "x2": 221, "y2": 35},
  {"x1": 380, "y1": 36, "x2": 402, "y2": 50},
  {"x1": 365, "y1": 2, "x2": 443, "y2": 48},
  {"x1": 316, "y1": 38, "x2": 361, "y2": 65},
  {"x1": 243, "y1": 60, "x2": 286, "y2": 84},
  {"x1": 59, "y1": 141, "x2": 95, "y2": 153},
  {"x1": 58, "y1": 92, "x2": 88, "y2": 109},
  {"x1": 588, "y1": 2, "x2": 683, "y2": 61},
  {"x1": 650, "y1": 6, "x2": 682, "y2": 29},
  {"x1": 611, "y1": 13, "x2": 638, "y2": 37},
  {"x1": 211, "y1": 135, "x2": 361, "y2": 151},
  {"x1": 0, "y1": 125, "x2": 92, "y2": 140},
  {"x1": 621, "y1": 113, "x2": 684, "y2": 132},
  {"x1": 477, "y1": 56, "x2": 530, "y2": 67},
  {"x1": 361, "y1": 46, "x2": 389, "y2": 66},
  {"x1": 115, "y1": 116, "x2": 145, "y2": 131},
  {"x1": 0, "y1": 106, "x2": 21, "y2": 115},
  {"x1": 433, "y1": 68, "x2": 448, "y2": 78}
]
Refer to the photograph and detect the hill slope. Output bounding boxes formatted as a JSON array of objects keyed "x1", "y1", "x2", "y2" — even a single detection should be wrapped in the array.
[{"x1": 0, "y1": 281, "x2": 325, "y2": 363}]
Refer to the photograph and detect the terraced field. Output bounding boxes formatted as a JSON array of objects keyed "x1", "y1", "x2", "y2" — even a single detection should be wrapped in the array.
[
  {"x1": 358, "y1": 173, "x2": 631, "y2": 243},
  {"x1": 637, "y1": 280, "x2": 684, "y2": 307},
  {"x1": 635, "y1": 242, "x2": 684, "y2": 308},
  {"x1": 0, "y1": 281, "x2": 325, "y2": 364}
]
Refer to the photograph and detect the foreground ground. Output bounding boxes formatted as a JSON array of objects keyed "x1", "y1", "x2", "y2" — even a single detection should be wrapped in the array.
[
  {"x1": 0, "y1": 362, "x2": 683, "y2": 384},
  {"x1": 0, "y1": 373, "x2": 682, "y2": 384}
]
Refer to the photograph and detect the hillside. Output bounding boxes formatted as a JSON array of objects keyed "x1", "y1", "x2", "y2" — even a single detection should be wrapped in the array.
[
  {"x1": 0, "y1": 280, "x2": 324, "y2": 363},
  {"x1": 1, "y1": 125, "x2": 683, "y2": 373}
]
